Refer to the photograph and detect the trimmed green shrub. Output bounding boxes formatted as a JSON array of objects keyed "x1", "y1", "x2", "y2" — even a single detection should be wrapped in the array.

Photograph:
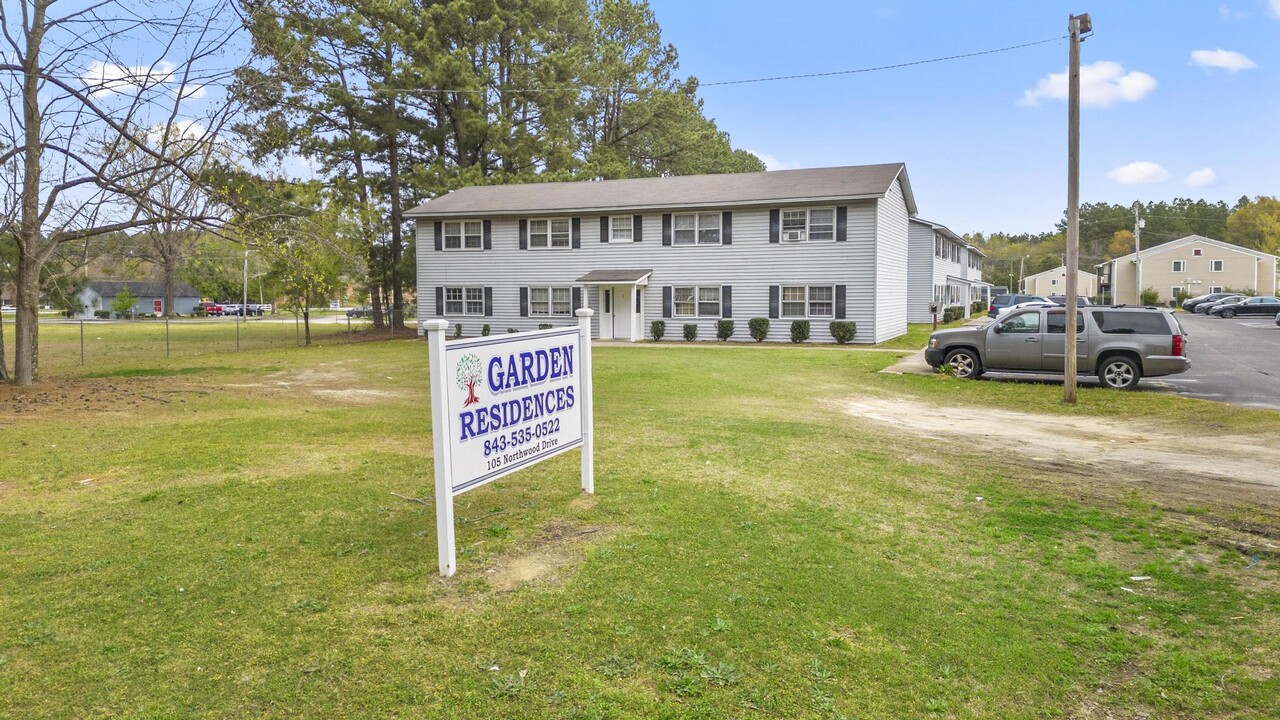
[
  {"x1": 453, "y1": 323, "x2": 462, "y2": 338},
  {"x1": 193, "y1": 307, "x2": 208, "y2": 318},
  {"x1": 716, "y1": 320, "x2": 735, "y2": 341},
  {"x1": 650, "y1": 320, "x2": 666, "y2": 341},
  {"x1": 1140, "y1": 287, "x2": 1159, "y2": 306},
  {"x1": 789, "y1": 320, "x2": 810, "y2": 343},
  {"x1": 683, "y1": 323, "x2": 697, "y2": 341},
  {"x1": 507, "y1": 328, "x2": 517, "y2": 333},
  {"x1": 94, "y1": 310, "x2": 110, "y2": 319},
  {"x1": 481, "y1": 324, "x2": 491, "y2": 336},
  {"x1": 829, "y1": 321, "x2": 857, "y2": 344},
  {"x1": 538, "y1": 323, "x2": 552, "y2": 330},
  {"x1": 971, "y1": 300, "x2": 986, "y2": 315},
  {"x1": 942, "y1": 306, "x2": 963, "y2": 323},
  {"x1": 748, "y1": 318, "x2": 770, "y2": 342}
]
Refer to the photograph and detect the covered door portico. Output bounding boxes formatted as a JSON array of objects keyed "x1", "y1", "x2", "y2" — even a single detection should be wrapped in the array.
[{"x1": 576, "y1": 269, "x2": 652, "y2": 342}]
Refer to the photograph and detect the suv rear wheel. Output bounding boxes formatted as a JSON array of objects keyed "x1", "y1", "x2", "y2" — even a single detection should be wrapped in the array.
[
  {"x1": 944, "y1": 348, "x2": 982, "y2": 380},
  {"x1": 1098, "y1": 355, "x2": 1141, "y2": 390}
]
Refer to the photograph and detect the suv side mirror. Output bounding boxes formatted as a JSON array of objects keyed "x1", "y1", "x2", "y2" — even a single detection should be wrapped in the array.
[{"x1": 992, "y1": 323, "x2": 1003, "y2": 334}]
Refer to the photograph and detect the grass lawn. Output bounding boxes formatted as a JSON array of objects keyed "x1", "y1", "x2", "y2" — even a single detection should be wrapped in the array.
[
  {"x1": 874, "y1": 318, "x2": 973, "y2": 350},
  {"x1": 1, "y1": 336, "x2": 1278, "y2": 719}
]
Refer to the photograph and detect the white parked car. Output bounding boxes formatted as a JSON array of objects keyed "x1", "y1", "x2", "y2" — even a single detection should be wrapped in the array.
[{"x1": 996, "y1": 300, "x2": 1056, "y2": 318}]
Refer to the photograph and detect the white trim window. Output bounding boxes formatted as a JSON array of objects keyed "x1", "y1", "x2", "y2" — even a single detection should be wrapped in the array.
[
  {"x1": 782, "y1": 207, "x2": 835, "y2": 242},
  {"x1": 1171, "y1": 286, "x2": 1181, "y2": 299},
  {"x1": 609, "y1": 216, "x2": 633, "y2": 242},
  {"x1": 673, "y1": 213, "x2": 720, "y2": 245},
  {"x1": 1210, "y1": 286, "x2": 1223, "y2": 294},
  {"x1": 673, "y1": 286, "x2": 721, "y2": 317},
  {"x1": 529, "y1": 287, "x2": 572, "y2": 316},
  {"x1": 1172, "y1": 260, "x2": 1186, "y2": 272},
  {"x1": 445, "y1": 286, "x2": 485, "y2": 315},
  {"x1": 529, "y1": 218, "x2": 571, "y2": 249},
  {"x1": 782, "y1": 285, "x2": 834, "y2": 318},
  {"x1": 1210, "y1": 259, "x2": 1224, "y2": 272},
  {"x1": 444, "y1": 220, "x2": 483, "y2": 250}
]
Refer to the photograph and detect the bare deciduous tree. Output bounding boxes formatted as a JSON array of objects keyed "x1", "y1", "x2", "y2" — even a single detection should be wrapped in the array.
[{"x1": 0, "y1": 0, "x2": 241, "y2": 384}]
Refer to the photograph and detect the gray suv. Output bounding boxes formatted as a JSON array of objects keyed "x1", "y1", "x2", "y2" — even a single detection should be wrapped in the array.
[{"x1": 925, "y1": 306, "x2": 1189, "y2": 390}]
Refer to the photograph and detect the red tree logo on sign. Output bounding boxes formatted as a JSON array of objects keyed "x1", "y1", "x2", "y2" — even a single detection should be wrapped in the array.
[{"x1": 456, "y1": 353, "x2": 483, "y2": 406}]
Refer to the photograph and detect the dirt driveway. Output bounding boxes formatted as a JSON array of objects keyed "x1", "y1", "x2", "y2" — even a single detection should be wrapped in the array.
[{"x1": 841, "y1": 397, "x2": 1280, "y2": 551}]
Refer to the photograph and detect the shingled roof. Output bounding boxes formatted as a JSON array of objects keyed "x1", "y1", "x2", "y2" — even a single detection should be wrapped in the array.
[
  {"x1": 406, "y1": 164, "x2": 915, "y2": 218},
  {"x1": 87, "y1": 280, "x2": 199, "y2": 299}
]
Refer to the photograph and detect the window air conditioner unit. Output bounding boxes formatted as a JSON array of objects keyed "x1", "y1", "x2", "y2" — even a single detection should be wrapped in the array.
[{"x1": 784, "y1": 230, "x2": 806, "y2": 242}]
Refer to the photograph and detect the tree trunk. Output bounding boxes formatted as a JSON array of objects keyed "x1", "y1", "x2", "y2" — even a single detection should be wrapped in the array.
[
  {"x1": 303, "y1": 289, "x2": 311, "y2": 346},
  {"x1": 13, "y1": 252, "x2": 41, "y2": 385},
  {"x1": 163, "y1": 255, "x2": 179, "y2": 317}
]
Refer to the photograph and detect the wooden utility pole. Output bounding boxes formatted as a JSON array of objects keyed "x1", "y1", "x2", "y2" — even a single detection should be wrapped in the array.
[{"x1": 1064, "y1": 12, "x2": 1090, "y2": 404}]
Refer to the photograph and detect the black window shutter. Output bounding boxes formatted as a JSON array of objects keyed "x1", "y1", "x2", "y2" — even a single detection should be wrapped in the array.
[
  {"x1": 836, "y1": 207, "x2": 848, "y2": 242},
  {"x1": 519, "y1": 219, "x2": 528, "y2": 250},
  {"x1": 483, "y1": 220, "x2": 492, "y2": 250},
  {"x1": 519, "y1": 287, "x2": 529, "y2": 317},
  {"x1": 769, "y1": 210, "x2": 780, "y2": 243},
  {"x1": 769, "y1": 285, "x2": 780, "y2": 319},
  {"x1": 662, "y1": 214, "x2": 672, "y2": 246},
  {"x1": 633, "y1": 215, "x2": 643, "y2": 242},
  {"x1": 662, "y1": 286, "x2": 672, "y2": 318},
  {"x1": 484, "y1": 287, "x2": 493, "y2": 316},
  {"x1": 835, "y1": 285, "x2": 847, "y2": 319},
  {"x1": 435, "y1": 286, "x2": 444, "y2": 316},
  {"x1": 635, "y1": 288, "x2": 641, "y2": 312},
  {"x1": 722, "y1": 285, "x2": 732, "y2": 318},
  {"x1": 434, "y1": 222, "x2": 443, "y2": 251},
  {"x1": 600, "y1": 216, "x2": 609, "y2": 243},
  {"x1": 571, "y1": 286, "x2": 582, "y2": 310},
  {"x1": 722, "y1": 211, "x2": 733, "y2": 245},
  {"x1": 571, "y1": 218, "x2": 581, "y2": 249}
]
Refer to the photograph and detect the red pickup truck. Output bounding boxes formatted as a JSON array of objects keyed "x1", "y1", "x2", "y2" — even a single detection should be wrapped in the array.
[{"x1": 195, "y1": 302, "x2": 223, "y2": 316}]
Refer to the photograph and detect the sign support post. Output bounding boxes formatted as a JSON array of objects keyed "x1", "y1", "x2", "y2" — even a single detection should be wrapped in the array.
[
  {"x1": 577, "y1": 308, "x2": 595, "y2": 494},
  {"x1": 424, "y1": 318, "x2": 457, "y2": 577}
]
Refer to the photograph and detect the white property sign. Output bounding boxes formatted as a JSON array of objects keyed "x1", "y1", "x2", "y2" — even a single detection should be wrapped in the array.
[{"x1": 424, "y1": 311, "x2": 595, "y2": 576}]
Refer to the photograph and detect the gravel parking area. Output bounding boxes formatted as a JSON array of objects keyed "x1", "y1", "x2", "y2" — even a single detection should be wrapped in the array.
[{"x1": 1146, "y1": 311, "x2": 1280, "y2": 411}]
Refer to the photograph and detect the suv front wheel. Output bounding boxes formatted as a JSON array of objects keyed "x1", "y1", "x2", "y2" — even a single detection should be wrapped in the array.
[
  {"x1": 1098, "y1": 355, "x2": 1141, "y2": 390},
  {"x1": 944, "y1": 348, "x2": 983, "y2": 380}
]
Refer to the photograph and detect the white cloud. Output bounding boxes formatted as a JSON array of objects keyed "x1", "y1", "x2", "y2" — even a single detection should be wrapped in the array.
[
  {"x1": 1107, "y1": 161, "x2": 1169, "y2": 185},
  {"x1": 1270, "y1": 0, "x2": 1280, "y2": 18},
  {"x1": 1191, "y1": 48, "x2": 1257, "y2": 72},
  {"x1": 1020, "y1": 61, "x2": 1157, "y2": 107},
  {"x1": 82, "y1": 60, "x2": 205, "y2": 100},
  {"x1": 746, "y1": 150, "x2": 798, "y2": 171},
  {"x1": 1185, "y1": 168, "x2": 1218, "y2": 187},
  {"x1": 1218, "y1": 4, "x2": 1247, "y2": 18}
]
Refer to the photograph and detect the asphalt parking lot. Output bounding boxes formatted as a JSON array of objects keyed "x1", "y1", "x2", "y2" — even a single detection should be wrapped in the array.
[{"x1": 1148, "y1": 311, "x2": 1280, "y2": 411}]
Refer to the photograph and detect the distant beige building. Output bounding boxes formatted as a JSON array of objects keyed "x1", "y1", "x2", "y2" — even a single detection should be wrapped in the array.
[
  {"x1": 1097, "y1": 234, "x2": 1279, "y2": 305},
  {"x1": 1021, "y1": 265, "x2": 1097, "y2": 297}
]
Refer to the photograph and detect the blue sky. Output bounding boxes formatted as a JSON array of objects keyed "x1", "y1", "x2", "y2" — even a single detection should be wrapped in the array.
[{"x1": 649, "y1": 0, "x2": 1280, "y2": 235}]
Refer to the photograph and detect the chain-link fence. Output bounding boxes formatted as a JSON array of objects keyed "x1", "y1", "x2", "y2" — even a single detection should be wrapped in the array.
[{"x1": 32, "y1": 310, "x2": 418, "y2": 376}]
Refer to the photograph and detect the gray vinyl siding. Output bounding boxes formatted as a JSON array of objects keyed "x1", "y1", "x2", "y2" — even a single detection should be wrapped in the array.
[
  {"x1": 907, "y1": 221, "x2": 935, "y2": 323},
  {"x1": 872, "y1": 177, "x2": 910, "y2": 342},
  {"x1": 416, "y1": 201, "x2": 887, "y2": 343}
]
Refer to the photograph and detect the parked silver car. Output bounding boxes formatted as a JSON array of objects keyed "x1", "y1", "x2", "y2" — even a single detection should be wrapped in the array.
[{"x1": 925, "y1": 306, "x2": 1189, "y2": 390}]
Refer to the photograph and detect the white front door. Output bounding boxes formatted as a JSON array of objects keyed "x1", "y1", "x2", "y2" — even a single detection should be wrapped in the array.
[{"x1": 598, "y1": 285, "x2": 635, "y2": 340}]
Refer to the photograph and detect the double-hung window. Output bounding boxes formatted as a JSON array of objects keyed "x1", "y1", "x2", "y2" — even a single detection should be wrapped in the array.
[
  {"x1": 529, "y1": 218, "x2": 571, "y2": 248},
  {"x1": 445, "y1": 287, "x2": 485, "y2": 315},
  {"x1": 444, "y1": 220, "x2": 483, "y2": 250},
  {"x1": 1172, "y1": 260, "x2": 1186, "y2": 272},
  {"x1": 1210, "y1": 260, "x2": 1224, "y2": 272},
  {"x1": 781, "y1": 285, "x2": 834, "y2": 318},
  {"x1": 673, "y1": 213, "x2": 720, "y2": 245},
  {"x1": 529, "y1": 287, "x2": 572, "y2": 316},
  {"x1": 782, "y1": 208, "x2": 835, "y2": 242},
  {"x1": 609, "y1": 216, "x2": 633, "y2": 242},
  {"x1": 672, "y1": 286, "x2": 721, "y2": 317}
]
